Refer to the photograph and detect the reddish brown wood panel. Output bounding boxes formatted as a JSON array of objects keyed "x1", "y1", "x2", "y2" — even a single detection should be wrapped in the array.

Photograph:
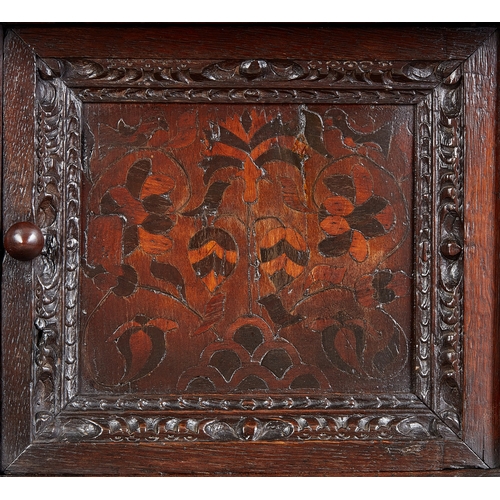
[
  {"x1": 1, "y1": 31, "x2": 37, "y2": 468},
  {"x1": 3, "y1": 439, "x2": 484, "y2": 476},
  {"x1": 79, "y1": 102, "x2": 414, "y2": 397},
  {"x1": 12, "y1": 25, "x2": 496, "y2": 61},
  {"x1": 463, "y1": 31, "x2": 500, "y2": 467}
]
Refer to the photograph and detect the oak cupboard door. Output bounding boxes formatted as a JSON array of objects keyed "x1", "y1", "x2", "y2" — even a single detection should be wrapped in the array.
[{"x1": 1, "y1": 25, "x2": 499, "y2": 476}]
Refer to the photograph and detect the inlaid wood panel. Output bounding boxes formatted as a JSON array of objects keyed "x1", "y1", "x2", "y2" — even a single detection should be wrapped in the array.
[{"x1": 80, "y1": 103, "x2": 414, "y2": 396}]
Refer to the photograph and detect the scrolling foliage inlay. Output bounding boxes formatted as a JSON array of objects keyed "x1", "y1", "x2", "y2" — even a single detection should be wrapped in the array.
[{"x1": 80, "y1": 103, "x2": 414, "y2": 397}]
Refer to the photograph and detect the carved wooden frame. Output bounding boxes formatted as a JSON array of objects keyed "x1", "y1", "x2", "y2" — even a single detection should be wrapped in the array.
[{"x1": 2, "y1": 26, "x2": 499, "y2": 475}]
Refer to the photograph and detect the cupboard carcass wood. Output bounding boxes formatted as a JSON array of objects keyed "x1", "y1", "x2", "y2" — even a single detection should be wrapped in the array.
[{"x1": 1, "y1": 25, "x2": 499, "y2": 475}]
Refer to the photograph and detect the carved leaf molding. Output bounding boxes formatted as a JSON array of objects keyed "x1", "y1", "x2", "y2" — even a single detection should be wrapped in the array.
[
  {"x1": 37, "y1": 413, "x2": 445, "y2": 443},
  {"x1": 41, "y1": 58, "x2": 461, "y2": 88},
  {"x1": 75, "y1": 87, "x2": 432, "y2": 104},
  {"x1": 415, "y1": 94, "x2": 433, "y2": 407},
  {"x1": 434, "y1": 67, "x2": 464, "y2": 432},
  {"x1": 31, "y1": 55, "x2": 464, "y2": 444},
  {"x1": 67, "y1": 393, "x2": 426, "y2": 412},
  {"x1": 33, "y1": 72, "x2": 83, "y2": 429},
  {"x1": 35, "y1": 57, "x2": 461, "y2": 104}
]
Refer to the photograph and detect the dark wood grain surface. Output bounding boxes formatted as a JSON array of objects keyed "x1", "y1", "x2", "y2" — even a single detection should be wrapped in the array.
[
  {"x1": 3, "y1": 439, "x2": 488, "y2": 476},
  {"x1": 1, "y1": 31, "x2": 37, "y2": 468},
  {"x1": 0, "y1": 24, "x2": 3, "y2": 237},
  {"x1": 12, "y1": 25, "x2": 496, "y2": 60},
  {"x1": 463, "y1": 31, "x2": 500, "y2": 467}
]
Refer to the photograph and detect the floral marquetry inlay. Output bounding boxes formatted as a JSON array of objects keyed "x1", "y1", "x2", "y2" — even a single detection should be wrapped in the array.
[{"x1": 80, "y1": 103, "x2": 414, "y2": 395}]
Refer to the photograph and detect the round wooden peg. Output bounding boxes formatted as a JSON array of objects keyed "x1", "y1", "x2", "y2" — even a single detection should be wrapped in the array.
[{"x1": 3, "y1": 222, "x2": 45, "y2": 261}]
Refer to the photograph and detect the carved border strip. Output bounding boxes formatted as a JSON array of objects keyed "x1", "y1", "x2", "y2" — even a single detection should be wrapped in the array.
[
  {"x1": 414, "y1": 94, "x2": 433, "y2": 406},
  {"x1": 46, "y1": 58, "x2": 461, "y2": 88},
  {"x1": 33, "y1": 64, "x2": 83, "y2": 434},
  {"x1": 33, "y1": 74, "x2": 66, "y2": 433},
  {"x1": 41, "y1": 58, "x2": 458, "y2": 104},
  {"x1": 433, "y1": 67, "x2": 464, "y2": 432},
  {"x1": 62, "y1": 86, "x2": 82, "y2": 405},
  {"x1": 36, "y1": 412, "x2": 443, "y2": 443},
  {"x1": 67, "y1": 393, "x2": 426, "y2": 412},
  {"x1": 74, "y1": 87, "x2": 431, "y2": 104}
]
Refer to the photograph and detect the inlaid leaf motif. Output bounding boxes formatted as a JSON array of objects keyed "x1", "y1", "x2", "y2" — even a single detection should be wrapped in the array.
[
  {"x1": 318, "y1": 164, "x2": 395, "y2": 262},
  {"x1": 355, "y1": 270, "x2": 410, "y2": 308},
  {"x1": 301, "y1": 108, "x2": 331, "y2": 157},
  {"x1": 261, "y1": 349, "x2": 293, "y2": 379},
  {"x1": 150, "y1": 261, "x2": 186, "y2": 300},
  {"x1": 373, "y1": 331, "x2": 401, "y2": 373},
  {"x1": 201, "y1": 156, "x2": 243, "y2": 184},
  {"x1": 126, "y1": 158, "x2": 152, "y2": 198},
  {"x1": 112, "y1": 264, "x2": 138, "y2": 297},
  {"x1": 258, "y1": 294, "x2": 303, "y2": 330},
  {"x1": 259, "y1": 227, "x2": 309, "y2": 291},
  {"x1": 209, "y1": 349, "x2": 240, "y2": 381},
  {"x1": 101, "y1": 158, "x2": 176, "y2": 256},
  {"x1": 318, "y1": 308, "x2": 407, "y2": 380},
  {"x1": 326, "y1": 107, "x2": 393, "y2": 157},
  {"x1": 188, "y1": 227, "x2": 238, "y2": 292},
  {"x1": 202, "y1": 109, "x2": 301, "y2": 203},
  {"x1": 278, "y1": 176, "x2": 311, "y2": 213},
  {"x1": 254, "y1": 147, "x2": 302, "y2": 170},
  {"x1": 167, "y1": 111, "x2": 198, "y2": 149},
  {"x1": 182, "y1": 181, "x2": 231, "y2": 219},
  {"x1": 99, "y1": 117, "x2": 171, "y2": 150},
  {"x1": 107, "y1": 315, "x2": 178, "y2": 383},
  {"x1": 321, "y1": 315, "x2": 366, "y2": 375},
  {"x1": 304, "y1": 265, "x2": 346, "y2": 295}
]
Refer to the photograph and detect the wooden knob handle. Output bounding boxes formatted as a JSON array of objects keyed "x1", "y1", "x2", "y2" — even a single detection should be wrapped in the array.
[{"x1": 4, "y1": 222, "x2": 45, "y2": 261}]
